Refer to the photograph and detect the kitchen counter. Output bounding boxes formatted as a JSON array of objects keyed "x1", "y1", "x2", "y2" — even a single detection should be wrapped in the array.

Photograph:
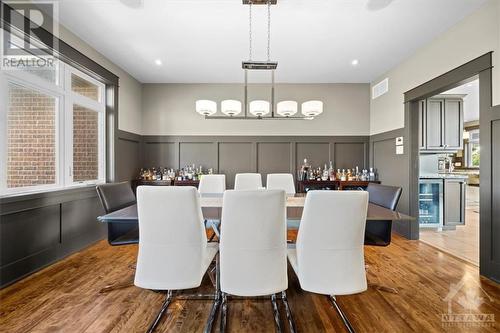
[{"x1": 420, "y1": 173, "x2": 469, "y2": 180}]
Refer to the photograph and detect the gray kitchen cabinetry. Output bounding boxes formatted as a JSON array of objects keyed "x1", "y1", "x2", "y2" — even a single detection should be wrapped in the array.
[
  {"x1": 418, "y1": 99, "x2": 426, "y2": 150},
  {"x1": 420, "y1": 95, "x2": 464, "y2": 152},
  {"x1": 444, "y1": 178, "x2": 466, "y2": 227}
]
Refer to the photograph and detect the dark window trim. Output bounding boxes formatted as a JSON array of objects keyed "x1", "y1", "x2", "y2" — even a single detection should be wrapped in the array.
[
  {"x1": 1, "y1": 2, "x2": 118, "y2": 85},
  {"x1": 1, "y1": 1, "x2": 118, "y2": 199}
]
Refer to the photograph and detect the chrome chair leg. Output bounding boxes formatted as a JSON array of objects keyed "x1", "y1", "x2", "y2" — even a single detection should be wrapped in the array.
[
  {"x1": 220, "y1": 292, "x2": 228, "y2": 333},
  {"x1": 271, "y1": 294, "x2": 283, "y2": 333},
  {"x1": 147, "y1": 290, "x2": 173, "y2": 333},
  {"x1": 328, "y1": 295, "x2": 355, "y2": 333},
  {"x1": 281, "y1": 291, "x2": 296, "y2": 333},
  {"x1": 204, "y1": 254, "x2": 221, "y2": 333}
]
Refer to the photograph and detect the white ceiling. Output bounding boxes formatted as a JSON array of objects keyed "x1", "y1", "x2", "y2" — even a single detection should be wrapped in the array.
[
  {"x1": 442, "y1": 79, "x2": 480, "y2": 122},
  {"x1": 57, "y1": 0, "x2": 488, "y2": 83}
]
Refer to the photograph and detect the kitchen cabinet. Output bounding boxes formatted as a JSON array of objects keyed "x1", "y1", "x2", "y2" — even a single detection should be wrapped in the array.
[
  {"x1": 444, "y1": 178, "x2": 466, "y2": 226},
  {"x1": 418, "y1": 100, "x2": 426, "y2": 150},
  {"x1": 420, "y1": 95, "x2": 464, "y2": 152},
  {"x1": 426, "y1": 99, "x2": 444, "y2": 150}
]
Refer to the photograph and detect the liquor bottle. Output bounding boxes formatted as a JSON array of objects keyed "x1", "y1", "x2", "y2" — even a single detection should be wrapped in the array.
[
  {"x1": 151, "y1": 168, "x2": 157, "y2": 181},
  {"x1": 355, "y1": 166, "x2": 360, "y2": 181},
  {"x1": 321, "y1": 164, "x2": 328, "y2": 181},
  {"x1": 329, "y1": 162, "x2": 335, "y2": 181},
  {"x1": 369, "y1": 168, "x2": 375, "y2": 181},
  {"x1": 340, "y1": 169, "x2": 347, "y2": 181},
  {"x1": 347, "y1": 169, "x2": 353, "y2": 181},
  {"x1": 300, "y1": 159, "x2": 310, "y2": 181}
]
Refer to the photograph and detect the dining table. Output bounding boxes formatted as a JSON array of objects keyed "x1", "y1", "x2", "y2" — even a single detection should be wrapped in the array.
[{"x1": 97, "y1": 193, "x2": 414, "y2": 224}]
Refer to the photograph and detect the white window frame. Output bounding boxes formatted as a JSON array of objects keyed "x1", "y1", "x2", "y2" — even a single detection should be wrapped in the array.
[
  {"x1": 467, "y1": 129, "x2": 480, "y2": 168},
  {"x1": 0, "y1": 62, "x2": 106, "y2": 197}
]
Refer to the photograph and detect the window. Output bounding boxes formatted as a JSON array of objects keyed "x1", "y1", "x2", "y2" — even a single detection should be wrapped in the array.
[
  {"x1": 466, "y1": 129, "x2": 480, "y2": 168},
  {"x1": 0, "y1": 62, "x2": 106, "y2": 195}
]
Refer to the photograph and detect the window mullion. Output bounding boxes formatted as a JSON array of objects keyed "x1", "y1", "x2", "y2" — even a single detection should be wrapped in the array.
[
  {"x1": 0, "y1": 72, "x2": 8, "y2": 192},
  {"x1": 64, "y1": 66, "x2": 74, "y2": 186}
]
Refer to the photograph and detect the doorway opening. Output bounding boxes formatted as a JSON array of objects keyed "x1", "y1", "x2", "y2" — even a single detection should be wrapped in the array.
[
  {"x1": 404, "y1": 52, "x2": 499, "y2": 281},
  {"x1": 418, "y1": 78, "x2": 480, "y2": 265}
]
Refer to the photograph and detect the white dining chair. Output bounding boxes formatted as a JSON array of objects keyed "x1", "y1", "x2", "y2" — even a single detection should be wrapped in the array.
[
  {"x1": 219, "y1": 189, "x2": 295, "y2": 333},
  {"x1": 266, "y1": 173, "x2": 296, "y2": 194},
  {"x1": 266, "y1": 173, "x2": 300, "y2": 232},
  {"x1": 234, "y1": 173, "x2": 263, "y2": 190},
  {"x1": 199, "y1": 174, "x2": 226, "y2": 194},
  {"x1": 135, "y1": 186, "x2": 219, "y2": 333},
  {"x1": 198, "y1": 174, "x2": 226, "y2": 240},
  {"x1": 287, "y1": 190, "x2": 368, "y2": 333}
]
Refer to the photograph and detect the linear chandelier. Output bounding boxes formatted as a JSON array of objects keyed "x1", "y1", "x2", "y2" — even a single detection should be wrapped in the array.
[{"x1": 196, "y1": 0, "x2": 323, "y2": 120}]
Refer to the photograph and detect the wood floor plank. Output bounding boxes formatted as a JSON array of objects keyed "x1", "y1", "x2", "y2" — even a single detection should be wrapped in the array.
[{"x1": 1, "y1": 234, "x2": 499, "y2": 333}]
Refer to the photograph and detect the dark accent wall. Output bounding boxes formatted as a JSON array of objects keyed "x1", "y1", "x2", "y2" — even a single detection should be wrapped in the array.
[
  {"x1": 0, "y1": 187, "x2": 107, "y2": 288},
  {"x1": 116, "y1": 130, "x2": 142, "y2": 182},
  {"x1": 0, "y1": 130, "x2": 140, "y2": 288},
  {"x1": 370, "y1": 129, "x2": 418, "y2": 240},
  {"x1": 141, "y1": 135, "x2": 369, "y2": 189}
]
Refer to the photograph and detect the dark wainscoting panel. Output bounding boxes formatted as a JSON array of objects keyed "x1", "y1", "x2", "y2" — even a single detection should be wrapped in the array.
[
  {"x1": 143, "y1": 141, "x2": 177, "y2": 168},
  {"x1": 116, "y1": 130, "x2": 142, "y2": 182},
  {"x1": 492, "y1": 120, "x2": 500, "y2": 262},
  {"x1": 219, "y1": 142, "x2": 254, "y2": 189},
  {"x1": 370, "y1": 128, "x2": 418, "y2": 240},
  {"x1": 296, "y1": 142, "x2": 330, "y2": 171},
  {"x1": 334, "y1": 143, "x2": 367, "y2": 170},
  {"x1": 257, "y1": 142, "x2": 292, "y2": 186},
  {"x1": 142, "y1": 136, "x2": 370, "y2": 189},
  {"x1": 180, "y1": 142, "x2": 218, "y2": 171},
  {"x1": 0, "y1": 187, "x2": 107, "y2": 288},
  {"x1": 61, "y1": 197, "x2": 105, "y2": 241},
  {"x1": 1, "y1": 205, "x2": 60, "y2": 266}
]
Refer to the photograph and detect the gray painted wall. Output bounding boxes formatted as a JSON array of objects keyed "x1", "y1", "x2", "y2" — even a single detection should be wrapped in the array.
[
  {"x1": 141, "y1": 83, "x2": 370, "y2": 136},
  {"x1": 370, "y1": 128, "x2": 418, "y2": 240},
  {"x1": 142, "y1": 135, "x2": 369, "y2": 189},
  {"x1": 0, "y1": 187, "x2": 107, "y2": 287}
]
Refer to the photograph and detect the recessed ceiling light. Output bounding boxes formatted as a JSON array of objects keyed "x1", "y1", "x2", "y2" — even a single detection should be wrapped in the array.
[
  {"x1": 466, "y1": 83, "x2": 473, "y2": 87},
  {"x1": 154, "y1": 59, "x2": 162, "y2": 66},
  {"x1": 351, "y1": 59, "x2": 359, "y2": 66}
]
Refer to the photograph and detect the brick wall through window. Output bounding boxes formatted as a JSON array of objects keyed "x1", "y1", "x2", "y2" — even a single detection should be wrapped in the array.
[
  {"x1": 6, "y1": 81, "x2": 101, "y2": 189},
  {"x1": 7, "y1": 84, "x2": 56, "y2": 188}
]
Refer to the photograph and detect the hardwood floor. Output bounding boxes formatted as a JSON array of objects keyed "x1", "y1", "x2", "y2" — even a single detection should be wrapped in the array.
[
  {"x1": 420, "y1": 185, "x2": 480, "y2": 265},
  {"x1": 1, "y1": 233, "x2": 499, "y2": 333}
]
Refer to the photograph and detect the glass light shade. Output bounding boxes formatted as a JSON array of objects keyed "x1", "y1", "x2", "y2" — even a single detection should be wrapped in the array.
[
  {"x1": 249, "y1": 100, "x2": 270, "y2": 117},
  {"x1": 221, "y1": 100, "x2": 242, "y2": 116},
  {"x1": 301, "y1": 100, "x2": 324, "y2": 117},
  {"x1": 196, "y1": 100, "x2": 217, "y2": 116},
  {"x1": 277, "y1": 101, "x2": 298, "y2": 117}
]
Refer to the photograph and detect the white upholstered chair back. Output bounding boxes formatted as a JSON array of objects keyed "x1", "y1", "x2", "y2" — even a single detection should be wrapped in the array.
[
  {"x1": 198, "y1": 174, "x2": 226, "y2": 194},
  {"x1": 135, "y1": 186, "x2": 209, "y2": 290},
  {"x1": 295, "y1": 190, "x2": 368, "y2": 295},
  {"x1": 220, "y1": 190, "x2": 287, "y2": 296},
  {"x1": 234, "y1": 173, "x2": 262, "y2": 190},
  {"x1": 266, "y1": 173, "x2": 296, "y2": 194}
]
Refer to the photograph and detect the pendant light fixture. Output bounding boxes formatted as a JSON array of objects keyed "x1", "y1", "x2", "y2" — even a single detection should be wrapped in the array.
[
  {"x1": 196, "y1": 100, "x2": 217, "y2": 116},
  {"x1": 301, "y1": 100, "x2": 324, "y2": 117},
  {"x1": 221, "y1": 100, "x2": 242, "y2": 116},
  {"x1": 277, "y1": 100, "x2": 298, "y2": 117},
  {"x1": 196, "y1": 0, "x2": 323, "y2": 120}
]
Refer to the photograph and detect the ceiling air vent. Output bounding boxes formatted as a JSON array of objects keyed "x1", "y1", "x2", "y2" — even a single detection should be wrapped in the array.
[{"x1": 372, "y1": 78, "x2": 389, "y2": 99}]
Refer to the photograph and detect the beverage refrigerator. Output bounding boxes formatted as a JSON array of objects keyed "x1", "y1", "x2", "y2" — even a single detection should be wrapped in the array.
[{"x1": 419, "y1": 179, "x2": 443, "y2": 229}]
